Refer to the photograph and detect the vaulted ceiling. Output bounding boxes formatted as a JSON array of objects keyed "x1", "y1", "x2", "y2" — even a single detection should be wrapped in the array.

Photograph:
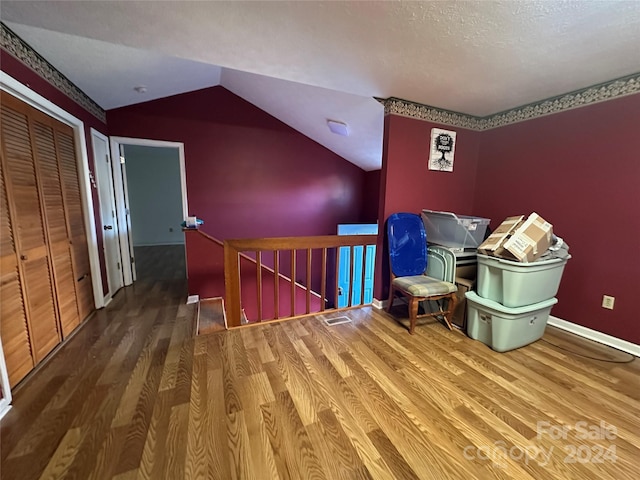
[{"x1": 2, "y1": 1, "x2": 640, "y2": 171}]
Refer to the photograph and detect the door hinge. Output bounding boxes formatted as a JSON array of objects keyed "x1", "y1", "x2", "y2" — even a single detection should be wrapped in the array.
[
  {"x1": 117, "y1": 262, "x2": 121, "y2": 270},
  {"x1": 131, "y1": 256, "x2": 135, "y2": 264},
  {"x1": 106, "y1": 154, "x2": 109, "y2": 163}
]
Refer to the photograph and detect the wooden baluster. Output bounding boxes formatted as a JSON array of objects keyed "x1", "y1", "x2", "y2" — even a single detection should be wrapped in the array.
[
  {"x1": 273, "y1": 250, "x2": 279, "y2": 319},
  {"x1": 306, "y1": 248, "x2": 312, "y2": 314},
  {"x1": 290, "y1": 249, "x2": 296, "y2": 317},
  {"x1": 224, "y1": 242, "x2": 242, "y2": 327},
  {"x1": 320, "y1": 247, "x2": 327, "y2": 312},
  {"x1": 256, "y1": 250, "x2": 263, "y2": 322}
]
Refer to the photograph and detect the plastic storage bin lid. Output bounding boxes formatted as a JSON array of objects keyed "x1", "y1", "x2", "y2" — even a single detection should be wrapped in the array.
[
  {"x1": 421, "y1": 209, "x2": 490, "y2": 250},
  {"x1": 477, "y1": 253, "x2": 571, "y2": 267},
  {"x1": 422, "y1": 209, "x2": 490, "y2": 228}
]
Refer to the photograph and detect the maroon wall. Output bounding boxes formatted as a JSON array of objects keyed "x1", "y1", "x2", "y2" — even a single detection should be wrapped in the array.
[
  {"x1": 1, "y1": 50, "x2": 109, "y2": 296},
  {"x1": 361, "y1": 169, "x2": 381, "y2": 224},
  {"x1": 374, "y1": 114, "x2": 482, "y2": 299},
  {"x1": 474, "y1": 93, "x2": 640, "y2": 344},
  {"x1": 381, "y1": 115, "x2": 482, "y2": 216},
  {"x1": 107, "y1": 86, "x2": 368, "y2": 296}
]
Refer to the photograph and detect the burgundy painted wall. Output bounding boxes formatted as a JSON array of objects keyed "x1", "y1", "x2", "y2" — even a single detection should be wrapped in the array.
[
  {"x1": 107, "y1": 86, "x2": 367, "y2": 296},
  {"x1": 361, "y1": 169, "x2": 381, "y2": 224},
  {"x1": 474, "y1": 94, "x2": 640, "y2": 344},
  {"x1": 374, "y1": 114, "x2": 482, "y2": 299},
  {"x1": 1, "y1": 50, "x2": 110, "y2": 296}
]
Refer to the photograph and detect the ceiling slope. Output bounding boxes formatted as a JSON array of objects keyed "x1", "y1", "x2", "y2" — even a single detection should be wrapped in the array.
[{"x1": 2, "y1": 1, "x2": 640, "y2": 171}]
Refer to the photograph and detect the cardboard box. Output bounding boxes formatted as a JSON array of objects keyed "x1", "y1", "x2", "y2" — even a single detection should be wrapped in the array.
[
  {"x1": 478, "y1": 216, "x2": 524, "y2": 256},
  {"x1": 456, "y1": 264, "x2": 477, "y2": 281},
  {"x1": 452, "y1": 277, "x2": 474, "y2": 329},
  {"x1": 503, "y1": 213, "x2": 552, "y2": 262},
  {"x1": 478, "y1": 213, "x2": 553, "y2": 263}
]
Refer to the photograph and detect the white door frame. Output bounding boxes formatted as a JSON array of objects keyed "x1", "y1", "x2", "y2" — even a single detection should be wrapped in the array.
[
  {"x1": 0, "y1": 338, "x2": 12, "y2": 420},
  {"x1": 91, "y1": 128, "x2": 123, "y2": 303},
  {"x1": 1, "y1": 71, "x2": 105, "y2": 309},
  {"x1": 108, "y1": 137, "x2": 188, "y2": 285}
]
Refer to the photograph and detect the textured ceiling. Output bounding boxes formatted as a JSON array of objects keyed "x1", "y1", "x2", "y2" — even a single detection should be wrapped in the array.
[{"x1": 2, "y1": 1, "x2": 640, "y2": 171}]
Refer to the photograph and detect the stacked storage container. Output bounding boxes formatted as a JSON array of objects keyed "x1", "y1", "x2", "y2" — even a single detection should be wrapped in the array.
[
  {"x1": 421, "y1": 210, "x2": 491, "y2": 329},
  {"x1": 466, "y1": 254, "x2": 570, "y2": 352}
]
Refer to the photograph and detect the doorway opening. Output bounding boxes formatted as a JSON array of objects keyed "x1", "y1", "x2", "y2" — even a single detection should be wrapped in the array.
[{"x1": 108, "y1": 137, "x2": 188, "y2": 285}]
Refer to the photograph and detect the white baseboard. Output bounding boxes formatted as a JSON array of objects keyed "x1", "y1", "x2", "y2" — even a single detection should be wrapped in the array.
[
  {"x1": 101, "y1": 295, "x2": 113, "y2": 308},
  {"x1": 374, "y1": 302, "x2": 638, "y2": 357},
  {"x1": 0, "y1": 402, "x2": 11, "y2": 421},
  {"x1": 547, "y1": 315, "x2": 640, "y2": 357},
  {"x1": 133, "y1": 242, "x2": 185, "y2": 247},
  {"x1": 372, "y1": 298, "x2": 385, "y2": 309}
]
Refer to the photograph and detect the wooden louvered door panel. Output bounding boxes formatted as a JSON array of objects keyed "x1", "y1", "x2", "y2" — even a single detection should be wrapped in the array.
[
  {"x1": 0, "y1": 155, "x2": 33, "y2": 387},
  {"x1": 1, "y1": 95, "x2": 61, "y2": 364},
  {"x1": 56, "y1": 129, "x2": 94, "y2": 321},
  {"x1": 31, "y1": 112, "x2": 81, "y2": 337}
]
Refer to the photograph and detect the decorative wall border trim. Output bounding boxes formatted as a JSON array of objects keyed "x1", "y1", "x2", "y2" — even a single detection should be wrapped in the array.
[
  {"x1": 380, "y1": 97, "x2": 483, "y2": 131},
  {"x1": 380, "y1": 72, "x2": 640, "y2": 131},
  {"x1": 1, "y1": 22, "x2": 106, "y2": 123},
  {"x1": 3, "y1": 20, "x2": 638, "y2": 131}
]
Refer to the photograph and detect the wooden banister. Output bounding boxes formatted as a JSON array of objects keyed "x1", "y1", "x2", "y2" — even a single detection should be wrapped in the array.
[
  {"x1": 224, "y1": 234, "x2": 377, "y2": 328},
  {"x1": 189, "y1": 228, "x2": 224, "y2": 246}
]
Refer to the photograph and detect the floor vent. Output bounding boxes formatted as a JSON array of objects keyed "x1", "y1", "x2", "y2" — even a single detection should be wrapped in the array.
[
  {"x1": 324, "y1": 316, "x2": 352, "y2": 326},
  {"x1": 186, "y1": 295, "x2": 199, "y2": 305}
]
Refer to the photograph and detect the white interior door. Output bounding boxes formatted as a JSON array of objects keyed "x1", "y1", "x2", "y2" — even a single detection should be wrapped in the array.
[
  {"x1": 118, "y1": 148, "x2": 136, "y2": 282},
  {"x1": 91, "y1": 129, "x2": 123, "y2": 301}
]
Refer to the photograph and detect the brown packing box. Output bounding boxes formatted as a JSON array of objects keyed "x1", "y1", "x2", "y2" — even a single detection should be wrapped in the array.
[
  {"x1": 477, "y1": 215, "x2": 524, "y2": 256},
  {"x1": 456, "y1": 264, "x2": 477, "y2": 281},
  {"x1": 502, "y1": 212, "x2": 553, "y2": 262},
  {"x1": 478, "y1": 213, "x2": 553, "y2": 263},
  {"x1": 452, "y1": 277, "x2": 474, "y2": 329}
]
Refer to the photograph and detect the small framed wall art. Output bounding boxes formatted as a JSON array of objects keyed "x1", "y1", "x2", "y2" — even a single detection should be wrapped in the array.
[{"x1": 429, "y1": 128, "x2": 456, "y2": 172}]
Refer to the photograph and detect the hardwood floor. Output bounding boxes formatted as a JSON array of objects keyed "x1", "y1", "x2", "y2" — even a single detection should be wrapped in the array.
[
  {"x1": 1, "y1": 245, "x2": 639, "y2": 479},
  {"x1": 197, "y1": 298, "x2": 226, "y2": 335}
]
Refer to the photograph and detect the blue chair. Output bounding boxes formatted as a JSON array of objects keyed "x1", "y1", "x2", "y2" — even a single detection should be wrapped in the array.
[{"x1": 386, "y1": 213, "x2": 457, "y2": 334}]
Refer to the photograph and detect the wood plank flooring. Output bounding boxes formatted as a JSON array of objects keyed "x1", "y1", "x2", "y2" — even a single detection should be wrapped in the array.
[
  {"x1": 197, "y1": 298, "x2": 226, "y2": 335},
  {"x1": 1, "y1": 244, "x2": 639, "y2": 479}
]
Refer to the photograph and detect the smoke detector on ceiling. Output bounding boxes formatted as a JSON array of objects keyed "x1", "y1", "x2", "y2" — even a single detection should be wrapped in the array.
[{"x1": 327, "y1": 119, "x2": 349, "y2": 136}]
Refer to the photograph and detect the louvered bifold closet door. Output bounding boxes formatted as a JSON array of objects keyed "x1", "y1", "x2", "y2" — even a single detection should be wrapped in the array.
[
  {"x1": 55, "y1": 128, "x2": 94, "y2": 321},
  {"x1": 0, "y1": 155, "x2": 34, "y2": 387},
  {"x1": 31, "y1": 110, "x2": 81, "y2": 337},
  {"x1": 0, "y1": 94, "x2": 61, "y2": 365}
]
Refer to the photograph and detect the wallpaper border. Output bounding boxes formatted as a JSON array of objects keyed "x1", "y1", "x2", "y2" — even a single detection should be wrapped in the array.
[
  {"x1": 1, "y1": 22, "x2": 107, "y2": 123},
  {"x1": 3, "y1": 21, "x2": 638, "y2": 132},
  {"x1": 380, "y1": 73, "x2": 640, "y2": 131}
]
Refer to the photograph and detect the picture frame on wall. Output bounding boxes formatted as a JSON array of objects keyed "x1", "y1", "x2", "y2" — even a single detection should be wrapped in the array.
[{"x1": 429, "y1": 128, "x2": 456, "y2": 172}]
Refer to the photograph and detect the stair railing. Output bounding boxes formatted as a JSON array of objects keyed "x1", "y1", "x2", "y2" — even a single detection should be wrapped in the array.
[{"x1": 224, "y1": 234, "x2": 378, "y2": 327}]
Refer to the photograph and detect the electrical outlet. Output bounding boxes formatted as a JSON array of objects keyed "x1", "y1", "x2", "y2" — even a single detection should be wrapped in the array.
[{"x1": 602, "y1": 295, "x2": 615, "y2": 310}]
